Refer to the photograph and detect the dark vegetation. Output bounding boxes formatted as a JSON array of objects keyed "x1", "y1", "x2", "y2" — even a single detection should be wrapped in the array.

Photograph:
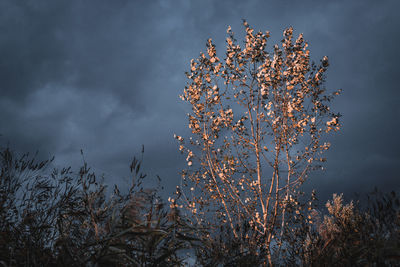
[
  {"x1": 0, "y1": 147, "x2": 196, "y2": 266},
  {"x1": 0, "y1": 146, "x2": 399, "y2": 266},
  {"x1": 1, "y1": 21, "x2": 399, "y2": 267}
]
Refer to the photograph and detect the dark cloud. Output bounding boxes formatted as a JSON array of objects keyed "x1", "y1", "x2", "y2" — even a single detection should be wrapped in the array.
[{"x1": 0, "y1": 0, "x2": 399, "y2": 199}]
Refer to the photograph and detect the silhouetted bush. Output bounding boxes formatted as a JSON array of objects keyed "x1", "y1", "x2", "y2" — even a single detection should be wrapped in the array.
[
  {"x1": 0, "y1": 147, "x2": 195, "y2": 266},
  {"x1": 1, "y1": 146, "x2": 398, "y2": 266},
  {"x1": 280, "y1": 190, "x2": 400, "y2": 266},
  {"x1": 189, "y1": 189, "x2": 399, "y2": 266},
  {"x1": 194, "y1": 220, "x2": 268, "y2": 266}
]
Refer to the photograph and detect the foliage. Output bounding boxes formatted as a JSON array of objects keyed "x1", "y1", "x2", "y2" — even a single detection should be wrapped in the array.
[
  {"x1": 281, "y1": 190, "x2": 400, "y2": 266},
  {"x1": 189, "y1": 190, "x2": 400, "y2": 266},
  {"x1": 0, "y1": 147, "x2": 194, "y2": 266},
  {"x1": 194, "y1": 219, "x2": 267, "y2": 266},
  {"x1": 2, "y1": 19, "x2": 398, "y2": 267},
  {"x1": 175, "y1": 21, "x2": 341, "y2": 264}
]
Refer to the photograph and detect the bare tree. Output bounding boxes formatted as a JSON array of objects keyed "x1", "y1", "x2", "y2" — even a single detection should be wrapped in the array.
[{"x1": 175, "y1": 21, "x2": 341, "y2": 265}]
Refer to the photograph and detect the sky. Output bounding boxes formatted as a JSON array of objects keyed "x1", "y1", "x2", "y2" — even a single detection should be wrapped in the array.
[{"x1": 0, "y1": 0, "x2": 399, "y2": 202}]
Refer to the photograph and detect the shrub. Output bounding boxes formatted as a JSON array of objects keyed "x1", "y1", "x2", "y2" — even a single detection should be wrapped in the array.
[{"x1": 0, "y1": 147, "x2": 194, "y2": 266}]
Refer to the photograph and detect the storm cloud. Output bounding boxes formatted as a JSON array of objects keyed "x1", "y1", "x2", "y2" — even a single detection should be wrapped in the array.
[{"x1": 0, "y1": 0, "x2": 399, "y2": 200}]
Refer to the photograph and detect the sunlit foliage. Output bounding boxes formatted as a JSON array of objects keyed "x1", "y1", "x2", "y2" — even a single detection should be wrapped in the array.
[{"x1": 175, "y1": 21, "x2": 341, "y2": 264}]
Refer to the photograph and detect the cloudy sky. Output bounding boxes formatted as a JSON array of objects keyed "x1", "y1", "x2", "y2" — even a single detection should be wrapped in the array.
[{"x1": 0, "y1": 0, "x2": 399, "y2": 201}]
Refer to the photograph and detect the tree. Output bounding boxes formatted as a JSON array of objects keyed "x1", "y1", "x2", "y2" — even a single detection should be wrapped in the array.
[{"x1": 175, "y1": 21, "x2": 341, "y2": 264}]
